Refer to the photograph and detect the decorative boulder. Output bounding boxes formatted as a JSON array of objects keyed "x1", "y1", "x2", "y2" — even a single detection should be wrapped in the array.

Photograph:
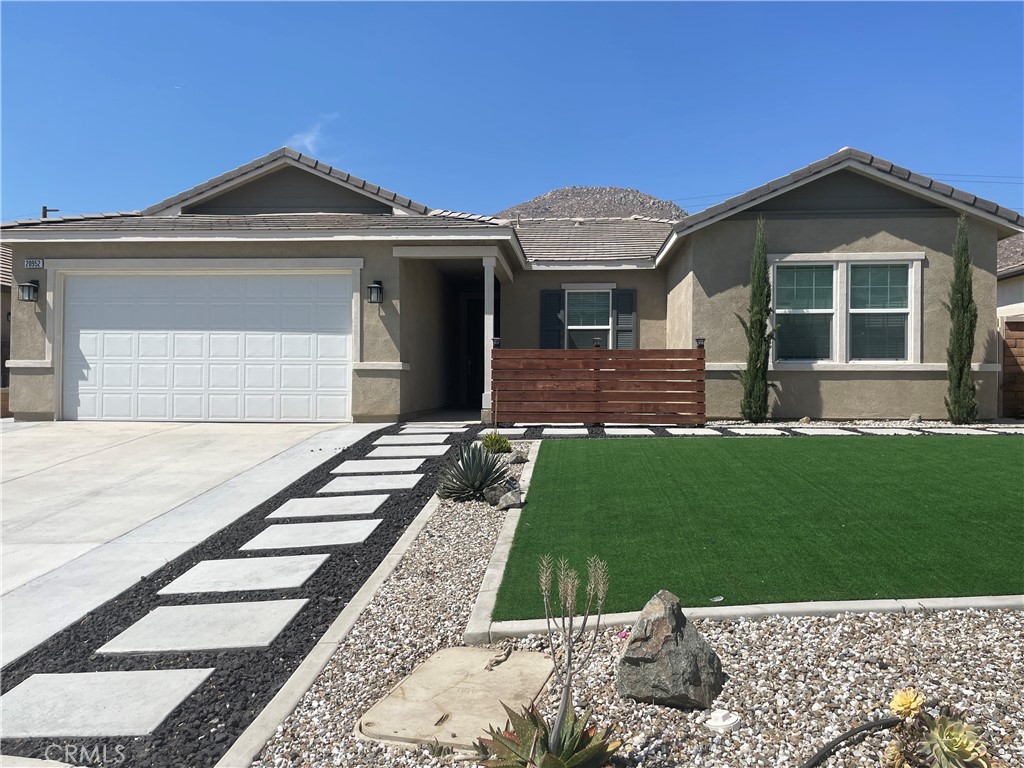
[
  {"x1": 616, "y1": 590, "x2": 724, "y2": 709},
  {"x1": 508, "y1": 451, "x2": 529, "y2": 465},
  {"x1": 483, "y1": 478, "x2": 519, "y2": 506},
  {"x1": 496, "y1": 488, "x2": 522, "y2": 510}
]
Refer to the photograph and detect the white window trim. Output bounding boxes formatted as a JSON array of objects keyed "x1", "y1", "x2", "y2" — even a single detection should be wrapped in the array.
[
  {"x1": 847, "y1": 262, "x2": 913, "y2": 363},
  {"x1": 564, "y1": 288, "x2": 614, "y2": 350},
  {"x1": 771, "y1": 263, "x2": 837, "y2": 363},
  {"x1": 768, "y1": 252, "x2": 923, "y2": 368}
]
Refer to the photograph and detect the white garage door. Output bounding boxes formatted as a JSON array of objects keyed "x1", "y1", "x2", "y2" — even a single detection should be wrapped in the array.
[{"x1": 62, "y1": 273, "x2": 353, "y2": 422}]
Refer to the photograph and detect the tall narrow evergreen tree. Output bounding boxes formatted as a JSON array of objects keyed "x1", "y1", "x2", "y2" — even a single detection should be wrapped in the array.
[
  {"x1": 945, "y1": 214, "x2": 978, "y2": 423},
  {"x1": 738, "y1": 216, "x2": 775, "y2": 422}
]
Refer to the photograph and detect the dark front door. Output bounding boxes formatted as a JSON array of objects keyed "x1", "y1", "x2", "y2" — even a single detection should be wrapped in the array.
[{"x1": 460, "y1": 293, "x2": 484, "y2": 407}]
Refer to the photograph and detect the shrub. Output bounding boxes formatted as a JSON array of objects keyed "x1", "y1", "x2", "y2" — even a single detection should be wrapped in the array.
[
  {"x1": 945, "y1": 214, "x2": 978, "y2": 424},
  {"x1": 437, "y1": 444, "x2": 510, "y2": 501},
  {"x1": 482, "y1": 430, "x2": 513, "y2": 454},
  {"x1": 737, "y1": 216, "x2": 775, "y2": 422}
]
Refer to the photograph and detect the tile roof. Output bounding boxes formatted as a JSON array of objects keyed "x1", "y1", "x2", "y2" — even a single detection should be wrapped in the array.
[
  {"x1": 998, "y1": 232, "x2": 1024, "y2": 277},
  {"x1": 672, "y1": 147, "x2": 1024, "y2": 237},
  {"x1": 0, "y1": 244, "x2": 11, "y2": 287},
  {"x1": 142, "y1": 148, "x2": 432, "y2": 216},
  {"x1": 0, "y1": 212, "x2": 504, "y2": 233},
  {"x1": 511, "y1": 216, "x2": 674, "y2": 262}
]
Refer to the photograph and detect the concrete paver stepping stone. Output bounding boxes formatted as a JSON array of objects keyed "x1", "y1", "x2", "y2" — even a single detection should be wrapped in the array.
[
  {"x1": 98, "y1": 599, "x2": 308, "y2": 654},
  {"x1": 404, "y1": 422, "x2": 470, "y2": 429},
  {"x1": 240, "y1": 519, "x2": 382, "y2": 550},
  {"x1": 0, "y1": 669, "x2": 215, "y2": 737},
  {"x1": 376, "y1": 434, "x2": 449, "y2": 445},
  {"x1": 400, "y1": 427, "x2": 464, "y2": 435},
  {"x1": 477, "y1": 428, "x2": 527, "y2": 437},
  {"x1": 515, "y1": 422, "x2": 585, "y2": 427},
  {"x1": 603, "y1": 428, "x2": 655, "y2": 436},
  {"x1": 923, "y1": 427, "x2": 996, "y2": 435},
  {"x1": 792, "y1": 428, "x2": 859, "y2": 436},
  {"x1": 367, "y1": 445, "x2": 449, "y2": 458},
  {"x1": 542, "y1": 428, "x2": 589, "y2": 436},
  {"x1": 667, "y1": 428, "x2": 722, "y2": 436},
  {"x1": 158, "y1": 554, "x2": 329, "y2": 594},
  {"x1": 356, "y1": 647, "x2": 552, "y2": 750},
  {"x1": 318, "y1": 474, "x2": 423, "y2": 493},
  {"x1": 989, "y1": 426, "x2": 1024, "y2": 433},
  {"x1": 268, "y1": 495, "x2": 389, "y2": 519},
  {"x1": 333, "y1": 458, "x2": 425, "y2": 474},
  {"x1": 858, "y1": 428, "x2": 922, "y2": 436},
  {"x1": 728, "y1": 427, "x2": 788, "y2": 436}
]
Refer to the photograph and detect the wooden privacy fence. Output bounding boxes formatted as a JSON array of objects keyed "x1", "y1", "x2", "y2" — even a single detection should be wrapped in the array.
[{"x1": 491, "y1": 348, "x2": 706, "y2": 426}]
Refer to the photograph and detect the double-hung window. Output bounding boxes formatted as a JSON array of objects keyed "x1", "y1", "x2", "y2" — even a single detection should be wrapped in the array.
[
  {"x1": 565, "y1": 290, "x2": 612, "y2": 349},
  {"x1": 848, "y1": 264, "x2": 909, "y2": 360},
  {"x1": 539, "y1": 286, "x2": 637, "y2": 349},
  {"x1": 774, "y1": 265, "x2": 834, "y2": 361}
]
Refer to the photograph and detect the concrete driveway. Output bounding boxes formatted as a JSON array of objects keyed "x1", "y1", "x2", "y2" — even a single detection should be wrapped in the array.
[{"x1": 1, "y1": 420, "x2": 385, "y2": 666}]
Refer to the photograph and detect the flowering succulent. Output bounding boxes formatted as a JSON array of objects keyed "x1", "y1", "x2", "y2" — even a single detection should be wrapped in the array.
[
  {"x1": 890, "y1": 688, "x2": 926, "y2": 718},
  {"x1": 918, "y1": 712, "x2": 990, "y2": 768}
]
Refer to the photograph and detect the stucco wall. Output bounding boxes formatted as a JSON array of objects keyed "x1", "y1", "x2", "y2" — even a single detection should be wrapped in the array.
[
  {"x1": 665, "y1": 238, "x2": 693, "y2": 347},
  {"x1": 997, "y1": 273, "x2": 1024, "y2": 318},
  {"x1": 498, "y1": 268, "x2": 667, "y2": 349},
  {"x1": 398, "y1": 259, "x2": 449, "y2": 416}
]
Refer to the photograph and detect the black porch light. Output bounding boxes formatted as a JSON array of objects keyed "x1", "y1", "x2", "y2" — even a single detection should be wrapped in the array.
[
  {"x1": 695, "y1": 337, "x2": 706, "y2": 349},
  {"x1": 17, "y1": 280, "x2": 39, "y2": 303},
  {"x1": 366, "y1": 280, "x2": 384, "y2": 304},
  {"x1": 492, "y1": 337, "x2": 501, "y2": 348}
]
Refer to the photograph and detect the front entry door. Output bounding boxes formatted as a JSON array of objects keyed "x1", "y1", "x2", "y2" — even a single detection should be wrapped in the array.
[{"x1": 459, "y1": 293, "x2": 484, "y2": 407}]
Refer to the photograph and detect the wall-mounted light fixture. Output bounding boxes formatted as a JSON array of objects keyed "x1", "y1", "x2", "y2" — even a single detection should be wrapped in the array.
[
  {"x1": 366, "y1": 280, "x2": 383, "y2": 304},
  {"x1": 17, "y1": 280, "x2": 39, "y2": 303},
  {"x1": 492, "y1": 337, "x2": 501, "y2": 348},
  {"x1": 695, "y1": 337, "x2": 706, "y2": 349}
]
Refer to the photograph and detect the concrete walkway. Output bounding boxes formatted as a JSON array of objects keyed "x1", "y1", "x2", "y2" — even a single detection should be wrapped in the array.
[{"x1": 1, "y1": 421, "x2": 384, "y2": 666}]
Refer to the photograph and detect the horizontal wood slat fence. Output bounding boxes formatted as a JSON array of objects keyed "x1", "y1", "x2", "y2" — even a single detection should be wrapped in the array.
[{"x1": 491, "y1": 349, "x2": 706, "y2": 425}]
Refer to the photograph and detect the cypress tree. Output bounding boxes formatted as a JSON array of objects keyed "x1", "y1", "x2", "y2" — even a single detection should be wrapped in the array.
[
  {"x1": 945, "y1": 214, "x2": 978, "y2": 423},
  {"x1": 738, "y1": 216, "x2": 775, "y2": 422}
]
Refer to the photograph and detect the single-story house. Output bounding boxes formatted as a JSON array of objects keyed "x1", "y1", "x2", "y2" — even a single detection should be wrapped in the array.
[
  {"x1": 997, "y1": 232, "x2": 1024, "y2": 417},
  {"x1": 2, "y1": 146, "x2": 1021, "y2": 423},
  {"x1": 1, "y1": 243, "x2": 12, "y2": 414}
]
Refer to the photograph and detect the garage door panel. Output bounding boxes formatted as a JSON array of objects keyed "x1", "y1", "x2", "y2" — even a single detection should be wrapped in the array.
[{"x1": 62, "y1": 274, "x2": 351, "y2": 422}]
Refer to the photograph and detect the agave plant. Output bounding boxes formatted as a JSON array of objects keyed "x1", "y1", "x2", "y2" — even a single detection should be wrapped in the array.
[
  {"x1": 482, "y1": 430, "x2": 513, "y2": 454},
  {"x1": 437, "y1": 443, "x2": 510, "y2": 501},
  {"x1": 477, "y1": 701, "x2": 621, "y2": 768}
]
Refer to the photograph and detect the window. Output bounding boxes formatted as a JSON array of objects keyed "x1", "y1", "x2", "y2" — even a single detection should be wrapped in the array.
[
  {"x1": 566, "y1": 290, "x2": 612, "y2": 349},
  {"x1": 539, "y1": 287, "x2": 637, "y2": 350},
  {"x1": 774, "y1": 265, "x2": 834, "y2": 361},
  {"x1": 849, "y1": 264, "x2": 909, "y2": 360},
  {"x1": 771, "y1": 254, "x2": 921, "y2": 366}
]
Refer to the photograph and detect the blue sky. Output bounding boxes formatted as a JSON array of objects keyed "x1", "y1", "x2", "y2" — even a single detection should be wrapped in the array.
[{"x1": 2, "y1": 1, "x2": 1022, "y2": 221}]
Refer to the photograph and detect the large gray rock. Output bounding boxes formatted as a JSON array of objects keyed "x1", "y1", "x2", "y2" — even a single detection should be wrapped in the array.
[
  {"x1": 483, "y1": 478, "x2": 520, "y2": 506},
  {"x1": 616, "y1": 590, "x2": 724, "y2": 709},
  {"x1": 496, "y1": 488, "x2": 522, "y2": 510}
]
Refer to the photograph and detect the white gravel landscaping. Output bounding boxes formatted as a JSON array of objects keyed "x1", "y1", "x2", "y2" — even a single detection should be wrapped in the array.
[{"x1": 253, "y1": 443, "x2": 1023, "y2": 768}]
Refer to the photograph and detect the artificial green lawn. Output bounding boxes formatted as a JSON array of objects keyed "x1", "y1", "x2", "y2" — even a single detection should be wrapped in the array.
[{"x1": 491, "y1": 436, "x2": 1024, "y2": 620}]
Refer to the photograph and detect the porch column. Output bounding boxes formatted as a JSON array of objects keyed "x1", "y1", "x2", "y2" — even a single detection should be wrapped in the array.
[{"x1": 482, "y1": 256, "x2": 495, "y2": 410}]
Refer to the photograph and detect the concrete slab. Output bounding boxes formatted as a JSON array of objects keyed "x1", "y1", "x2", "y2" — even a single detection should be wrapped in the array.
[
  {"x1": 332, "y1": 458, "x2": 424, "y2": 474},
  {"x1": 240, "y1": 520, "x2": 382, "y2": 551},
  {"x1": 158, "y1": 555, "x2": 330, "y2": 595},
  {"x1": 318, "y1": 474, "x2": 423, "y2": 493},
  {"x1": 375, "y1": 434, "x2": 449, "y2": 445},
  {"x1": 356, "y1": 647, "x2": 551, "y2": 750},
  {"x1": 792, "y1": 428, "x2": 859, "y2": 436},
  {"x1": 267, "y1": 495, "x2": 389, "y2": 519},
  {"x1": 858, "y1": 428, "x2": 922, "y2": 436},
  {"x1": 366, "y1": 445, "x2": 450, "y2": 458},
  {"x1": 1, "y1": 423, "x2": 385, "y2": 666},
  {"x1": 477, "y1": 428, "x2": 527, "y2": 437},
  {"x1": 399, "y1": 427, "x2": 464, "y2": 435},
  {"x1": 603, "y1": 428, "x2": 654, "y2": 436},
  {"x1": 98, "y1": 600, "x2": 308, "y2": 653},
  {"x1": 989, "y1": 426, "x2": 1024, "y2": 434},
  {"x1": 727, "y1": 427, "x2": 788, "y2": 436},
  {"x1": 923, "y1": 427, "x2": 997, "y2": 435},
  {"x1": 667, "y1": 428, "x2": 722, "y2": 436},
  {"x1": 402, "y1": 422, "x2": 469, "y2": 429},
  {"x1": 0, "y1": 669, "x2": 215, "y2": 737},
  {"x1": 542, "y1": 428, "x2": 589, "y2": 436},
  {"x1": 515, "y1": 422, "x2": 584, "y2": 427}
]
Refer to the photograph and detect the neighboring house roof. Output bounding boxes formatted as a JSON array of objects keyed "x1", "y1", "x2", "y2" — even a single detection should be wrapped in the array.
[
  {"x1": 0, "y1": 244, "x2": 11, "y2": 288},
  {"x1": 662, "y1": 148, "x2": 1024, "y2": 259},
  {"x1": 142, "y1": 147, "x2": 432, "y2": 216},
  {"x1": 998, "y1": 232, "x2": 1024, "y2": 278},
  {"x1": 511, "y1": 216, "x2": 675, "y2": 263}
]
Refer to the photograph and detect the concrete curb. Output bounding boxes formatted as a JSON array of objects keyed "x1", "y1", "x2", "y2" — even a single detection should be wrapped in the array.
[
  {"x1": 485, "y1": 595, "x2": 1024, "y2": 640},
  {"x1": 215, "y1": 491, "x2": 447, "y2": 768},
  {"x1": 463, "y1": 441, "x2": 542, "y2": 645}
]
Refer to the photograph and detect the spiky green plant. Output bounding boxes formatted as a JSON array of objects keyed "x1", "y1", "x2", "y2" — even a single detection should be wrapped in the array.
[
  {"x1": 482, "y1": 430, "x2": 513, "y2": 454},
  {"x1": 477, "y1": 701, "x2": 621, "y2": 768},
  {"x1": 945, "y1": 214, "x2": 978, "y2": 424},
  {"x1": 436, "y1": 444, "x2": 510, "y2": 501},
  {"x1": 737, "y1": 216, "x2": 775, "y2": 422}
]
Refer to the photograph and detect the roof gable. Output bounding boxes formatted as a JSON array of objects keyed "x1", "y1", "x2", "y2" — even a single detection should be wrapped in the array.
[{"x1": 142, "y1": 148, "x2": 431, "y2": 216}]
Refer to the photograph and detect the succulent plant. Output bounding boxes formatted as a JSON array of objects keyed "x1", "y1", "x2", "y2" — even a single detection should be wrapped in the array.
[
  {"x1": 482, "y1": 430, "x2": 513, "y2": 454},
  {"x1": 477, "y1": 701, "x2": 621, "y2": 768},
  {"x1": 918, "y1": 711, "x2": 990, "y2": 768},
  {"x1": 891, "y1": 688, "x2": 926, "y2": 719},
  {"x1": 437, "y1": 444, "x2": 510, "y2": 501}
]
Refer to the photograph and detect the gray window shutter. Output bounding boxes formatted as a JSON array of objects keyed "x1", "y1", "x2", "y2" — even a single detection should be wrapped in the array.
[
  {"x1": 539, "y1": 290, "x2": 565, "y2": 348},
  {"x1": 612, "y1": 288, "x2": 637, "y2": 349}
]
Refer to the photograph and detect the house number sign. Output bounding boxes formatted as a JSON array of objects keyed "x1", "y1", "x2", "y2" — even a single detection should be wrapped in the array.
[{"x1": 24, "y1": 259, "x2": 44, "y2": 269}]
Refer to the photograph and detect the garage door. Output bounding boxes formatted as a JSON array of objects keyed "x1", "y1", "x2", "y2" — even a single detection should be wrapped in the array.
[{"x1": 62, "y1": 273, "x2": 352, "y2": 421}]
